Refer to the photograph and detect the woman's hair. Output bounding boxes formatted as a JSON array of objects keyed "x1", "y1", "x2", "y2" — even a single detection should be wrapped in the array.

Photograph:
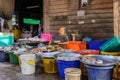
[
  {"x1": 59, "y1": 26, "x2": 66, "y2": 31},
  {"x1": 58, "y1": 26, "x2": 67, "y2": 35}
]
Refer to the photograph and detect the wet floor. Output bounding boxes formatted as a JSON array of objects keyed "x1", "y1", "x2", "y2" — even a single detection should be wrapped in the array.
[
  {"x1": 0, "y1": 63, "x2": 59, "y2": 80},
  {"x1": 0, "y1": 62, "x2": 88, "y2": 80},
  {"x1": 0, "y1": 62, "x2": 117, "y2": 80}
]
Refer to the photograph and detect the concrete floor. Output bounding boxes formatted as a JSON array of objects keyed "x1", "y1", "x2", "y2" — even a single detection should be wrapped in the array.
[
  {"x1": 0, "y1": 63, "x2": 60, "y2": 80},
  {"x1": 0, "y1": 62, "x2": 88, "y2": 80},
  {"x1": 0, "y1": 62, "x2": 117, "y2": 80}
]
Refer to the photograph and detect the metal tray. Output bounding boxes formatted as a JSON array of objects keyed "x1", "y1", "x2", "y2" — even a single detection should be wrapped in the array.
[{"x1": 79, "y1": 55, "x2": 118, "y2": 67}]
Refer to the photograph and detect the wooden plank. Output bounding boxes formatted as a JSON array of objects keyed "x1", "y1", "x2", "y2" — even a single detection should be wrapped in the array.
[
  {"x1": 91, "y1": 33, "x2": 114, "y2": 37},
  {"x1": 50, "y1": 27, "x2": 60, "y2": 31},
  {"x1": 49, "y1": 8, "x2": 68, "y2": 13},
  {"x1": 91, "y1": 0, "x2": 113, "y2": 5},
  {"x1": 83, "y1": 23, "x2": 113, "y2": 28},
  {"x1": 50, "y1": 30, "x2": 58, "y2": 34},
  {"x1": 91, "y1": 35, "x2": 114, "y2": 40},
  {"x1": 50, "y1": 0, "x2": 59, "y2": 1},
  {"x1": 50, "y1": 4, "x2": 68, "y2": 10},
  {"x1": 84, "y1": 18, "x2": 113, "y2": 24},
  {"x1": 68, "y1": 0, "x2": 80, "y2": 10},
  {"x1": 90, "y1": 3, "x2": 113, "y2": 9},
  {"x1": 50, "y1": 23, "x2": 113, "y2": 30},
  {"x1": 65, "y1": 23, "x2": 113, "y2": 28},
  {"x1": 50, "y1": 24, "x2": 113, "y2": 30},
  {"x1": 68, "y1": 13, "x2": 113, "y2": 20},
  {"x1": 50, "y1": 0, "x2": 68, "y2": 6},
  {"x1": 50, "y1": 0, "x2": 67, "y2": 3},
  {"x1": 86, "y1": 9, "x2": 113, "y2": 14},
  {"x1": 96, "y1": 28, "x2": 113, "y2": 33},
  {"x1": 50, "y1": 20, "x2": 77, "y2": 25},
  {"x1": 49, "y1": 12, "x2": 69, "y2": 17},
  {"x1": 50, "y1": 18, "x2": 113, "y2": 25},
  {"x1": 81, "y1": 25, "x2": 113, "y2": 31},
  {"x1": 49, "y1": 11, "x2": 77, "y2": 17},
  {"x1": 50, "y1": 25, "x2": 78, "y2": 30},
  {"x1": 67, "y1": 11, "x2": 77, "y2": 16},
  {"x1": 75, "y1": 28, "x2": 113, "y2": 33},
  {"x1": 50, "y1": 21, "x2": 67, "y2": 25},
  {"x1": 52, "y1": 16, "x2": 68, "y2": 21}
]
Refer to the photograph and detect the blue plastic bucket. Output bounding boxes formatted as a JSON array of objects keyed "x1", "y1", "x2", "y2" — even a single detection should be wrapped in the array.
[
  {"x1": 0, "y1": 51, "x2": 9, "y2": 62},
  {"x1": 85, "y1": 65, "x2": 114, "y2": 80},
  {"x1": 56, "y1": 60, "x2": 80, "y2": 78},
  {"x1": 88, "y1": 40, "x2": 107, "y2": 50}
]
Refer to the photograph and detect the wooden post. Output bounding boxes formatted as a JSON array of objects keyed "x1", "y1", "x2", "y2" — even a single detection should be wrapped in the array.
[
  {"x1": 43, "y1": 0, "x2": 50, "y2": 33},
  {"x1": 113, "y1": 0, "x2": 119, "y2": 37}
]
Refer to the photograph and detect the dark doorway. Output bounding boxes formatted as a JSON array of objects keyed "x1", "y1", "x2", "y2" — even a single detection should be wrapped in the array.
[{"x1": 14, "y1": 0, "x2": 43, "y2": 37}]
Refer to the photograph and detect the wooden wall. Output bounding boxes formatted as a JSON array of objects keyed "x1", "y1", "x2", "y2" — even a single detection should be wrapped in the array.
[
  {"x1": 48, "y1": 0, "x2": 114, "y2": 40},
  {"x1": 113, "y1": 0, "x2": 119, "y2": 38}
]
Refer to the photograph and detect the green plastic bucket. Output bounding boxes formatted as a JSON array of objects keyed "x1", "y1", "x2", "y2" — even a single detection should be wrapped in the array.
[{"x1": 9, "y1": 53, "x2": 19, "y2": 64}]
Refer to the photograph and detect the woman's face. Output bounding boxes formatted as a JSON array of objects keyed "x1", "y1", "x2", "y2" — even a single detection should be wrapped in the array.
[{"x1": 59, "y1": 27, "x2": 65, "y2": 35}]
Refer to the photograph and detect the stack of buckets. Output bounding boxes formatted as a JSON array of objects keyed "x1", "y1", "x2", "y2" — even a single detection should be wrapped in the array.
[
  {"x1": 56, "y1": 59, "x2": 81, "y2": 79},
  {"x1": 19, "y1": 54, "x2": 36, "y2": 75}
]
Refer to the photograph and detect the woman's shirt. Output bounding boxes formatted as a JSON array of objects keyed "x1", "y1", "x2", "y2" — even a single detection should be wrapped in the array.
[{"x1": 53, "y1": 33, "x2": 69, "y2": 43}]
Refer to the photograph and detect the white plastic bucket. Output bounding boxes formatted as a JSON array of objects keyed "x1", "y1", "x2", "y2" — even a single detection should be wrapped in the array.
[
  {"x1": 20, "y1": 54, "x2": 36, "y2": 75},
  {"x1": 65, "y1": 68, "x2": 81, "y2": 80}
]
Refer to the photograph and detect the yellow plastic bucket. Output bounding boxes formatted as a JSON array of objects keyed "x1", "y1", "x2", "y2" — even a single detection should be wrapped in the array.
[
  {"x1": 101, "y1": 52, "x2": 120, "y2": 56},
  {"x1": 65, "y1": 68, "x2": 81, "y2": 80},
  {"x1": 43, "y1": 58, "x2": 58, "y2": 73},
  {"x1": 101, "y1": 51, "x2": 119, "y2": 79},
  {"x1": 17, "y1": 55, "x2": 21, "y2": 68}
]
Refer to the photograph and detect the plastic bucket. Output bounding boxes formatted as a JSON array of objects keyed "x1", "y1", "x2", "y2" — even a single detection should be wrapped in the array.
[
  {"x1": 66, "y1": 41, "x2": 87, "y2": 52},
  {"x1": 0, "y1": 51, "x2": 9, "y2": 62},
  {"x1": 85, "y1": 65, "x2": 114, "y2": 80},
  {"x1": 88, "y1": 40, "x2": 107, "y2": 50},
  {"x1": 41, "y1": 33, "x2": 53, "y2": 41},
  {"x1": 100, "y1": 36, "x2": 120, "y2": 52},
  {"x1": 9, "y1": 53, "x2": 19, "y2": 64},
  {"x1": 43, "y1": 58, "x2": 58, "y2": 73},
  {"x1": 101, "y1": 51, "x2": 120, "y2": 78},
  {"x1": 65, "y1": 68, "x2": 81, "y2": 80},
  {"x1": 56, "y1": 60, "x2": 80, "y2": 78},
  {"x1": 17, "y1": 55, "x2": 21, "y2": 68},
  {"x1": 20, "y1": 54, "x2": 36, "y2": 75}
]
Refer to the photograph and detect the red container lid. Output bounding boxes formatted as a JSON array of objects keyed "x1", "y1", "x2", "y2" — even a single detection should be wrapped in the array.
[{"x1": 76, "y1": 49, "x2": 100, "y2": 55}]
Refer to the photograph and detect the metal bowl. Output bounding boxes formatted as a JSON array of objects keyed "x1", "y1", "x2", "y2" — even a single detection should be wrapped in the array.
[
  {"x1": 79, "y1": 55, "x2": 118, "y2": 67},
  {"x1": 53, "y1": 52, "x2": 81, "y2": 61}
]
